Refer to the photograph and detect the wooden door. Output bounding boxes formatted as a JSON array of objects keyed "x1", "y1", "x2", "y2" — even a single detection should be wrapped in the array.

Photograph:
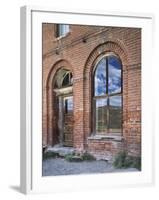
[{"x1": 63, "y1": 96, "x2": 73, "y2": 146}]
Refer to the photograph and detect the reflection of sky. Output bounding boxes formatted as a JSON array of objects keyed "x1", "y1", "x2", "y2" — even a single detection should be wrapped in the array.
[
  {"x1": 94, "y1": 56, "x2": 122, "y2": 96},
  {"x1": 59, "y1": 24, "x2": 69, "y2": 36},
  {"x1": 109, "y1": 96, "x2": 121, "y2": 107},
  {"x1": 95, "y1": 58, "x2": 106, "y2": 96},
  {"x1": 96, "y1": 98, "x2": 107, "y2": 108},
  {"x1": 96, "y1": 96, "x2": 121, "y2": 108},
  {"x1": 66, "y1": 97, "x2": 73, "y2": 111},
  {"x1": 108, "y1": 56, "x2": 121, "y2": 94}
]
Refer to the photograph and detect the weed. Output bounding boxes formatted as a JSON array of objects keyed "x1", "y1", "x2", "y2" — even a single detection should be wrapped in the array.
[
  {"x1": 113, "y1": 151, "x2": 141, "y2": 170},
  {"x1": 64, "y1": 151, "x2": 96, "y2": 162},
  {"x1": 81, "y1": 152, "x2": 96, "y2": 161},
  {"x1": 43, "y1": 151, "x2": 59, "y2": 160}
]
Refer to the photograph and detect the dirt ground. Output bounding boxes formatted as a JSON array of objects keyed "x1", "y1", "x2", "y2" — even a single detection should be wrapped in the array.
[{"x1": 42, "y1": 158, "x2": 138, "y2": 176}]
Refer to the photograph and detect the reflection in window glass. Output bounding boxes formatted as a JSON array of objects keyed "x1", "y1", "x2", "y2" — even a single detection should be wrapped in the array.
[
  {"x1": 57, "y1": 24, "x2": 69, "y2": 37},
  {"x1": 93, "y1": 54, "x2": 122, "y2": 135},
  {"x1": 95, "y1": 98, "x2": 107, "y2": 134},
  {"x1": 94, "y1": 58, "x2": 106, "y2": 96},
  {"x1": 109, "y1": 96, "x2": 122, "y2": 133},
  {"x1": 65, "y1": 97, "x2": 73, "y2": 113},
  {"x1": 108, "y1": 56, "x2": 121, "y2": 94}
]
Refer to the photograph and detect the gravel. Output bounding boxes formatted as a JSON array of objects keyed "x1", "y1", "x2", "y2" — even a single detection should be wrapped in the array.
[{"x1": 42, "y1": 158, "x2": 138, "y2": 176}]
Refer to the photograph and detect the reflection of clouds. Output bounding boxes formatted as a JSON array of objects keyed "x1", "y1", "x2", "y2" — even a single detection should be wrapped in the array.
[
  {"x1": 66, "y1": 97, "x2": 73, "y2": 111},
  {"x1": 109, "y1": 56, "x2": 121, "y2": 69},
  {"x1": 95, "y1": 76, "x2": 106, "y2": 95},
  {"x1": 110, "y1": 96, "x2": 121, "y2": 107},
  {"x1": 94, "y1": 56, "x2": 122, "y2": 96},
  {"x1": 96, "y1": 98, "x2": 107, "y2": 108},
  {"x1": 96, "y1": 96, "x2": 121, "y2": 108},
  {"x1": 95, "y1": 59, "x2": 106, "y2": 95},
  {"x1": 108, "y1": 63, "x2": 121, "y2": 94},
  {"x1": 68, "y1": 101, "x2": 73, "y2": 110}
]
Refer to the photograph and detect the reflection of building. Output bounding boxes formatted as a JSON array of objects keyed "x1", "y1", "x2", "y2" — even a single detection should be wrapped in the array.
[{"x1": 42, "y1": 24, "x2": 141, "y2": 160}]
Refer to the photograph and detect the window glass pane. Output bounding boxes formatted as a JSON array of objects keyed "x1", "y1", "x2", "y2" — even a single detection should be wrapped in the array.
[
  {"x1": 108, "y1": 56, "x2": 121, "y2": 94},
  {"x1": 64, "y1": 25, "x2": 69, "y2": 33},
  {"x1": 109, "y1": 96, "x2": 122, "y2": 133},
  {"x1": 62, "y1": 73, "x2": 69, "y2": 87},
  {"x1": 94, "y1": 58, "x2": 106, "y2": 96},
  {"x1": 58, "y1": 24, "x2": 69, "y2": 37},
  {"x1": 95, "y1": 98, "x2": 107, "y2": 134},
  {"x1": 62, "y1": 72, "x2": 73, "y2": 87},
  {"x1": 67, "y1": 97, "x2": 73, "y2": 111},
  {"x1": 65, "y1": 97, "x2": 73, "y2": 113}
]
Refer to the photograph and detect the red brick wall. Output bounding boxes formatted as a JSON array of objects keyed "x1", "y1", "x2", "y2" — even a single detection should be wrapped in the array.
[{"x1": 42, "y1": 23, "x2": 141, "y2": 160}]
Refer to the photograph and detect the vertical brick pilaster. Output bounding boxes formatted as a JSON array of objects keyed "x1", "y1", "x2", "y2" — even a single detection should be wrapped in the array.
[{"x1": 73, "y1": 78, "x2": 84, "y2": 150}]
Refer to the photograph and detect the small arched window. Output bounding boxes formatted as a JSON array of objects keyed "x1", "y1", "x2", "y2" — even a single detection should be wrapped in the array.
[
  {"x1": 93, "y1": 54, "x2": 122, "y2": 135},
  {"x1": 62, "y1": 71, "x2": 73, "y2": 87},
  {"x1": 54, "y1": 69, "x2": 73, "y2": 89}
]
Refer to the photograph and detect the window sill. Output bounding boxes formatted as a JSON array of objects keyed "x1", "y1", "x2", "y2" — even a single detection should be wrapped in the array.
[{"x1": 88, "y1": 135, "x2": 124, "y2": 141}]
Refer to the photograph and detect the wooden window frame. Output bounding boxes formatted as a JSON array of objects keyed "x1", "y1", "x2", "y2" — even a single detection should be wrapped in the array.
[{"x1": 92, "y1": 54, "x2": 123, "y2": 136}]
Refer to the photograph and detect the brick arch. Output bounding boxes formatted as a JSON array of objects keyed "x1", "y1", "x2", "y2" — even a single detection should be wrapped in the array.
[
  {"x1": 84, "y1": 41, "x2": 130, "y2": 77},
  {"x1": 83, "y1": 41, "x2": 130, "y2": 146},
  {"x1": 46, "y1": 59, "x2": 73, "y2": 145},
  {"x1": 46, "y1": 59, "x2": 74, "y2": 90}
]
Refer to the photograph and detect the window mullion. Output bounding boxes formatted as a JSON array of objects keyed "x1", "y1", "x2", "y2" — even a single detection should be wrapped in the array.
[
  {"x1": 106, "y1": 57, "x2": 109, "y2": 134},
  {"x1": 106, "y1": 57, "x2": 108, "y2": 94},
  {"x1": 107, "y1": 98, "x2": 109, "y2": 134},
  {"x1": 93, "y1": 98, "x2": 96, "y2": 135},
  {"x1": 68, "y1": 72, "x2": 70, "y2": 85}
]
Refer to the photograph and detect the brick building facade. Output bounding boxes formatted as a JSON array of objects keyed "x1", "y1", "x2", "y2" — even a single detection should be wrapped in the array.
[{"x1": 42, "y1": 24, "x2": 141, "y2": 161}]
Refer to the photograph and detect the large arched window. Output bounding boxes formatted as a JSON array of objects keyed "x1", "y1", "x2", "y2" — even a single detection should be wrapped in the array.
[{"x1": 93, "y1": 54, "x2": 122, "y2": 135}]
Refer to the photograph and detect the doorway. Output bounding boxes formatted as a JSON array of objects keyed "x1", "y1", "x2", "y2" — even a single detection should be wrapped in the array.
[
  {"x1": 63, "y1": 96, "x2": 73, "y2": 146},
  {"x1": 53, "y1": 68, "x2": 73, "y2": 147}
]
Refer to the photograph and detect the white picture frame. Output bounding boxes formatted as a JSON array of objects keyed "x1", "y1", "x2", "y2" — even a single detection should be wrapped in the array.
[{"x1": 20, "y1": 6, "x2": 154, "y2": 194}]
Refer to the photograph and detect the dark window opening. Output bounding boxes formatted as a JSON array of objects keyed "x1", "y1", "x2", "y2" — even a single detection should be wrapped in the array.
[{"x1": 62, "y1": 72, "x2": 73, "y2": 87}]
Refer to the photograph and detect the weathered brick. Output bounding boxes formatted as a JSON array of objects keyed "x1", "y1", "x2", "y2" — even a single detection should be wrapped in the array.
[{"x1": 42, "y1": 24, "x2": 141, "y2": 160}]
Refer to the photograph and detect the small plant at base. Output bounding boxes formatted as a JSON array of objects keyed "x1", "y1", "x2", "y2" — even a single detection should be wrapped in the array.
[
  {"x1": 64, "y1": 151, "x2": 96, "y2": 162},
  {"x1": 81, "y1": 152, "x2": 96, "y2": 161},
  {"x1": 131, "y1": 156, "x2": 141, "y2": 170},
  {"x1": 43, "y1": 151, "x2": 59, "y2": 160},
  {"x1": 113, "y1": 151, "x2": 141, "y2": 170},
  {"x1": 64, "y1": 154, "x2": 75, "y2": 162},
  {"x1": 113, "y1": 151, "x2": 127, "y2": 169}
]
